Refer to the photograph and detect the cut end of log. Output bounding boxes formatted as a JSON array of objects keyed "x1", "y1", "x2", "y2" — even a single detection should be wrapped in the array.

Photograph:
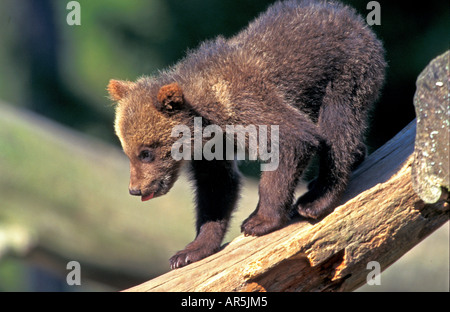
[{"x1": 412, "y1": 50, "x2": 450, "y2": 204}]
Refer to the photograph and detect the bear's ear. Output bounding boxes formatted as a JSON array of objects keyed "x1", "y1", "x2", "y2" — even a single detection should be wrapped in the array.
[
  {"x1": 108, "y1": 79, "x2": 134, "y2": 101},
  {"x1": 156, "y1": 83, "x2": 184, "y2": 112}
]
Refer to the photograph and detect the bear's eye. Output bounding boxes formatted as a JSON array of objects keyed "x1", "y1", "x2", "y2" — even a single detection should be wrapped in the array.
[{"x1": 139, "y1": 149, "x2": 154, "y2": 163}]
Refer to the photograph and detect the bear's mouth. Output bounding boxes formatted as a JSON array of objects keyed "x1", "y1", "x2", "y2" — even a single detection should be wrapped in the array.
[
  {"x1": 141, "y1": 193, "x2": 154, "y2": 202},
  {"x1": 140, "y1": 174, "x2": 174, "y2": 202}
]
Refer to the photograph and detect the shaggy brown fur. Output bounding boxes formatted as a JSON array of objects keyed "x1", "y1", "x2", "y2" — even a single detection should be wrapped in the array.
[{"x1": 109, "y1": 0, "x2": 386, "y2": 269}]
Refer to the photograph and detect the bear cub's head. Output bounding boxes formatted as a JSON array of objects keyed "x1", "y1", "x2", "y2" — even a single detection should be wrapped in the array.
[{"x1": 108, "y1": 78, "x2": 190, "y2": 202}]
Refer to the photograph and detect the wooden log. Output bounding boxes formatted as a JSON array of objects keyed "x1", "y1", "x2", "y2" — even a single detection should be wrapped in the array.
[{"x1": 124, "y1": 51, "x2": 450, "y2": 292}]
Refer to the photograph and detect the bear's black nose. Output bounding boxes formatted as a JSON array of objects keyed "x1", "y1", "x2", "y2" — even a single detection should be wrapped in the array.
[{"x1": 129, "y1": 188, "x2": 142, "y2": 196}]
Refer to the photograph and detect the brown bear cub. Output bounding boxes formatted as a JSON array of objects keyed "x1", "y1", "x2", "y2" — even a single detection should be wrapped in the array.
[{"x1": 108, "y1": 0, "x2": 385, "y2": 269}]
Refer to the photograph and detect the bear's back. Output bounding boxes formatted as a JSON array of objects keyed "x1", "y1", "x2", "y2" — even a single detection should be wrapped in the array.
[{"x1": 173, "y1": 0, "x2": 384, "y2": 124}]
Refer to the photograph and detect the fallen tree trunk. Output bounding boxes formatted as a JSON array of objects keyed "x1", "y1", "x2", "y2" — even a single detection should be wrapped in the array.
[{"x1": 125, "y1": 51, "x2": 449, "y2": 292}]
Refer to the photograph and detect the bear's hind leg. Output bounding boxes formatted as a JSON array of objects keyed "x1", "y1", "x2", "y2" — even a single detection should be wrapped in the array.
[
  {"x1": 306, "y1": 140, "x2": 366, "y2": 191},
  {"x1": 296, "y1": 83, "x2": 370, "y2": 219}
]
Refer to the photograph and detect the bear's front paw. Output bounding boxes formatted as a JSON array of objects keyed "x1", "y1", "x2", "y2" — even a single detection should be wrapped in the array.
[
  {"x1": 241, "y1": 214, "x2": 285, "y2": 236},
  {"x1": 169, "y1": 242, "x2": 217, "y2": 269}
]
